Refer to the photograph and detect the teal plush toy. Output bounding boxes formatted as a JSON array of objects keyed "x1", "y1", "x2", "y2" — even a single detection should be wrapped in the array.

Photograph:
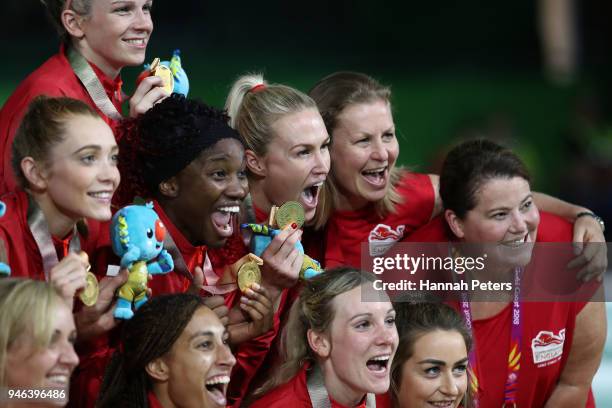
[
  {"x1": 110, "y1": 203, "x2": 174, "y2": 319},
  {"x1": 138, "y1": 49, "x2": 189, "y2": 96}
]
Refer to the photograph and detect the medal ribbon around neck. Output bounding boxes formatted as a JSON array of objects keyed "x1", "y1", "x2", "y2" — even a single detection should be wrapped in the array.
[
  {"x1": 163, "y1": 233, "x2": 237, "y2": 295},
  {"x1": 456, "y1": 259, "x2": 522, "y2": 408},
  {"x1": 67, "y1": 46, "x2": 122, "y2": 121},
  {"x1": 27, "y1": 201, "x2": 81, "y2": 280},
  {"x1": 306, "y1": 363, "x2": 376, "y2": 408}
]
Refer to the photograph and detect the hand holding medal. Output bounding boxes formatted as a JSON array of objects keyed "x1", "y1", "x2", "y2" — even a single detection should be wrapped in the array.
[{"x1": 76, "y1": 251, "x2": 99, "y2": 307}]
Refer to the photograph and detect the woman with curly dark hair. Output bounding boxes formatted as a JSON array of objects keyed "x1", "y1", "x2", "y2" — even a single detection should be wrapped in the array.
[{"x1": 116, "y1": 94, "x2": 274, "y2": 340}]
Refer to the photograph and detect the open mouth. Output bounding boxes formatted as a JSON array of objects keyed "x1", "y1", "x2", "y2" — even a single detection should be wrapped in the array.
[
  {"x1": 299, "y1": 181, "x2": 324, "y2": 210},
  {"x1": 365, "y1": 354, "x2": 390, "y2": 374},
  {"x1": 205, "y1": 375, "x2": 230, "y2": 406},
  {"x1": 361, "y1": 166, "x2": 388, "y2": 188},
  {"x1": 211, "y1": 206, "x2": 240, "y2": 238},
  {"x1": 46, "y1": 373, "x2": 70, "y2": 387},
  {"x1": 501, "y1": 233, "x2": 531, "y2": 248}
]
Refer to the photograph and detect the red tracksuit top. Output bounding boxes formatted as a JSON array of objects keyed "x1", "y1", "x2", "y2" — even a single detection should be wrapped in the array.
[
  {"x1": 0, "y1": 44, "x2": 123, "y2": 194},
  {"x1": 324, "y1": 171, "x2": 435, "y2": 269}
]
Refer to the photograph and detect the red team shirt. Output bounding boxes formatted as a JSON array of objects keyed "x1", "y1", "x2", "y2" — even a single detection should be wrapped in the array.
[
  {"x1": 0, "y1": 45, "x2": 123, "y2": 194},
  {"x1": 324, "y1": 171, "x2": 435, "y2": 269},
  {"x1": 405, "y1": 211, "x2": 595, "y2": 407},
  {"x1": 0, "y1": 190, "x2": 104, "y2": 279}
]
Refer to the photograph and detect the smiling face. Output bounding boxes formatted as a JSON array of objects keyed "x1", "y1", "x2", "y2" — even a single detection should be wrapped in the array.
[
  {"x1": 39, "y1": 114, "x2": 120, "y2": 222},
  {"x1": 76, "y1": 0, "x2": 153, "y2": 76},
  {"x1": 317, "y1": 285, "x2": 398, "y2": 404},
  {"x1": 166, "y1": 138, "x2": 248, "y2": 248},
  {"x1": 329, "y1": 99, "x2": 399, "y2": 211},
  {"x1": 5, "y1": 301, "x2": 79, "y2": 402},
  {"x1": 254, "y1": 108, "x2": 330, "y2": 222},
  {"x1": 158, "y1": 307, "x2": 236, "y2": 408},
  {"x1": 397, "y1": 330, "x2": 468, "y2": 408},
  {"x1": 448, "y1": 176, "x2": 540, "y2": 269}
]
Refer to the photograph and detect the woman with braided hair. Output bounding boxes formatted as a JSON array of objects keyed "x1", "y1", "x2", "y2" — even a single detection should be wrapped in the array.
[
  {"x1": 0, "y1": 0, "x2": 166, "y2": 194},
  {"x1": 98, "y1": 293, "x2": 236, "y2": 408}
]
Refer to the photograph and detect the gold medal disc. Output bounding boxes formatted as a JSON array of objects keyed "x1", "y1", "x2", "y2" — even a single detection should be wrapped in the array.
[
  {"x1": 275, "y1": 201, "x2": 305, "y2": 230},
  {"x1": 237, "y1": 261, "x2": 262, "y2": 292},
  {"x1": 79, "y1": 272, "x2": 99, "y2": 306},
  {"x1": 153, "y1": 64, "x2": 174, "y2": 94}
]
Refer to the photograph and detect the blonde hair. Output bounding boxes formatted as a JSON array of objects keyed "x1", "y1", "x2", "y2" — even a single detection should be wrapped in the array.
[
  {"x1": 225, "y1": 73, "x2": 318, "y2": 156},
  {"x1": 255, "y1": 267, "x2": 377, "y2": 398},
  {"x1": 225, "y1": 73, "x2": 333, "y2": 226},
  {"x1": 309, "y1": 72, "x2": 404, "y2": 228},
  {"x1": 0, "y1": 278, "x2": 63, "y2": 386},
  {"x1": 40, "y1": 0, "x2": 93, "y2": 41}
]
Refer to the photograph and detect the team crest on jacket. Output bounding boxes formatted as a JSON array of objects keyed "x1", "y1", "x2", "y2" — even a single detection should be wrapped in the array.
[
  {"x1": 368, "y1": 224, "x2": 405, "y2": 256},
  {"x1": 531, "y1": 329, "x2": 565, "y2": 367}
]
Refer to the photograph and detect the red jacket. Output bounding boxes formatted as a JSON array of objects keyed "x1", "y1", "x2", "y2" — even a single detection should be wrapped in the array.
[
  {"x1": 0, "y1": 45, "x2": 122, "y2": 194},
  {"x1": 0, "y1": 189, "x2": 105, "y2": 279},
  {"x1": 324, "y1": 171, "x2": 435, "y2": 269}
]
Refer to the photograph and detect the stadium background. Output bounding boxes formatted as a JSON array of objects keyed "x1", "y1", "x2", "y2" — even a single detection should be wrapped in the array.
[{"x1": 1, "y1": 1, "x2": 611, "y2": 404}]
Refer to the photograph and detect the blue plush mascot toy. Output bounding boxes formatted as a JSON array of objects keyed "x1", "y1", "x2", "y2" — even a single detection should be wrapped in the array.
[{"x1": 110, "y1": 203, "x2": 174, "y2": 319}]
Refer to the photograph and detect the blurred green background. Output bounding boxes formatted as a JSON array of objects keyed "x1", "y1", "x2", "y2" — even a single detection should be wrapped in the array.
[{"x1": 1, "y1": 1, "x2": 611, "y2": 404}]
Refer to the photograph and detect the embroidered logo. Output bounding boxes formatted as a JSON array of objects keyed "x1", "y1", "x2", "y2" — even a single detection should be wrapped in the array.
[
  {"x1": 368, "y1": 224, "x2": 405, "y2": 256},
  {"x1": 531, "y1": 329, "x2": 565, "y2": 367}
]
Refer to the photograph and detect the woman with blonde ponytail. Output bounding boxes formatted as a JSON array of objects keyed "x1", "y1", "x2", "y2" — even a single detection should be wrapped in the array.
[
  {"x1": 250, "y1": 267, "x2": 398, "y2": 408},
  {"x1": 223, "y1": 74, "x2": 332, "y2": 405}
]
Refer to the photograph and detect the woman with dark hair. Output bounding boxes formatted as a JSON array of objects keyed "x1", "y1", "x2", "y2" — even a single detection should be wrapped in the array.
[
  {"x1": 251, "y1": 267, "x2": 398, "y2": 408},
  {"x1": 117, "y1": 94, "x2": 275, "y2": 331},
  {"x1": 390, "y1": 303, "x2": 471, "y2": 408},
  {"x1": 98, "y1": 293, "x2": 236, "y2": 408},
  {"x1": 308, "y1": 72, "x2": 606, "y2": 280},
  {"x1": 0, "y1": 0, "x2": 166, "y2": 194},
  {"x1": 406, "y1": 139, "x2": 606, "y2": 407}
]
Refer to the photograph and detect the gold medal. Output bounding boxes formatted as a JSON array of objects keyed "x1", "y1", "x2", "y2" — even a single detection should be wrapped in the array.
[
  {"x1": 237, "y1": 261, "x2": 262, "y2": 292},
  {"x1": 275, "y1": 201, "x2": 305, "y2": 230},
  {"x1": 79, "y1": 271, "x2": 99, "y2": 306},
  {"x1": 150, "y1": 58, "x2": 174, "y2": 94}
]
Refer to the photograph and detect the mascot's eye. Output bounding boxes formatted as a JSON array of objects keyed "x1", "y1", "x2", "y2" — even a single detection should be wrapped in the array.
[
  {"x1": 146, "y1": 228, "x2": 153, "y2": 239},
  {"x1": 155, "y1": 219, "x2": 166, "y2": 241}
]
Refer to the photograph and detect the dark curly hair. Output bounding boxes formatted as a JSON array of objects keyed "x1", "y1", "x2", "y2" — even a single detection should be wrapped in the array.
[{"x1": 116, "y1": 94, "x2": 243, "y2": 206}]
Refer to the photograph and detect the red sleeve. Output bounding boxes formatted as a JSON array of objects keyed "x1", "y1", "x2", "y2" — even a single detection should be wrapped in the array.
[
  {"x1": 536, "y1": 211, "x2": 574, "y2": 242},
  {"x1": 227, "y1": 288, "x2": 295, "y2": 406},
  {"x1": 394, "y1": 172, "x2": 436, "y2": 232},
  {"x1": 403, "y1": 215, "x2": 450, "y2": 242},
  {"x1": 248, "y1": 367, "x2": 312, "y2": 408}
]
